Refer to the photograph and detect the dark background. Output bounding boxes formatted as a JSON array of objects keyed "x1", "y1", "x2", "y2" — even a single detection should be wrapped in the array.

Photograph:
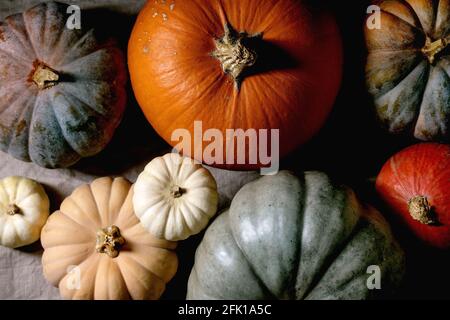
[{"x1": 6, "y1": 0, "x2": 449, "y2": 300}]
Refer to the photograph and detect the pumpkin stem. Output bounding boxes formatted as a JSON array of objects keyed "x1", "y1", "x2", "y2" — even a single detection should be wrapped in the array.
[
  {"x1": 170, "y1": 185, "x2": 184, "y2": 198},
  {"x1": 6, "y1": 204, "x2": 21, "y2": 216},
  {"x1": 408, "y1": 196, "x2": 437, "y2": 225},
  {"x1": 31, "y1": 62, "x2": 60, "y2": 90},
  {"x1": 96, "y1": 225, "x2": 125, "y2": 258},
  {"x1": 422, "y1": 37, "x2": 449, "y2": 64},
  {"x1": 212, "y1": 23, "x2": 261, "y2": 90}
]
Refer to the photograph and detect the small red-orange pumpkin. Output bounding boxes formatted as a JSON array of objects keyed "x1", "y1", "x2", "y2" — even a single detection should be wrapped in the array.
[
  {"x1": 128, "y1": 0, "x2": 342, "y2": 169},
  {"x1": 376, "y1": 143, "x2": 450, "y2": 249}
]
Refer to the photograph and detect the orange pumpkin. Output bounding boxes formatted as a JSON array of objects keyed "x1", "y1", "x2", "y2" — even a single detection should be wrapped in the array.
[{"x1": 128, "y1": 0, "x2": 342, "y2": 169}]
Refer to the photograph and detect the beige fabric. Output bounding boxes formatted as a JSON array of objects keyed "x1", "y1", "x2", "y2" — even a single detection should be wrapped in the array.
[{"x1": 0, "y1": 0, "x2": 260, "y2": 300}]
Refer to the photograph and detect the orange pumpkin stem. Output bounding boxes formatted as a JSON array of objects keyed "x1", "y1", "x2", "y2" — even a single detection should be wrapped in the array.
[
  {"x1": 422, "y1": 37, "x2": 449, "y2": 64},
  {"x1": 6, "y1": 204, "x2": 21, "y2": 216},
  {"x1": 212, "y1": 24, "x2": 261, "y2": 90},
  {"x1": 96, "y1": 225, "x2": 125, "y2": 258},
  {"x1": 31, "y1": 62, "x2": 60, "y2": 90},
  {"x1": 408, "y1": 196, "x2": 436, "y2": 225}
]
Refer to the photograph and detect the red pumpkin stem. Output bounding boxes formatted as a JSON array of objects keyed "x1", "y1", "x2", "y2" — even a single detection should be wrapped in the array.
[
  {"x1": 408, "y1": 196, "x2": 436, "y2": 225},
  {"x1": 31, "y1": 62, "x2": 60, "y2": 90},
  {"x1": 212, "y1": 23, "x2": 261, "y2": 90}
]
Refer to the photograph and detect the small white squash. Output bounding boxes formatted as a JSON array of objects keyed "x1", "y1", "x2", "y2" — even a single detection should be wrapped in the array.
[
  {"x1": 0, "y1": 176, "x2": 50, "y2": 248},
  {"x1": 133, "y1": 153, "x2": 219, "y2": 241}
]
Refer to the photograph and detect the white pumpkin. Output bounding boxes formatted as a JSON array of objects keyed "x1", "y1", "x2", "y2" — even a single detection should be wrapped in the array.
[
  {"x1": 0, "y1": 176, "x2": 50, "y2": 248},
  {"x1": 133, "y1": 153, "x2": 219, "y2": 241}
]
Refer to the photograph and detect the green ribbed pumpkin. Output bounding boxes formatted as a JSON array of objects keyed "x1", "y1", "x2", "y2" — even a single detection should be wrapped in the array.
[
  {"x1": 187, "y1": 171, "x2": 405, "y2": 300},
  {"x1": 365, "y1": 0, "x2": 450, "y2": 141},
  {"x1": 0, "y1": 2, "x2": 126, "y2": 168}
]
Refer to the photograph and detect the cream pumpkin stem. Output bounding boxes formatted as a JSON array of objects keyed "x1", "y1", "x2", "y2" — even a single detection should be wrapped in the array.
[
  {"x1": 96, "y1": 225, "x2": 125, "y2": 258},
  {"x1": 170, "y1": 185, "x2": 184, "y2": 198},
  {"x1": 31, "y1": 62, "x2": 60, "y2": 90},
  {"x1": 6, "y1": 204, "x2": 21, "y2": 216},
  {"x1": 422, "y1": 37, "x2": 449, "y2": 64},
  {"x1": 408, "y1": 196, "x2": 436, "y2": 225},
  {"x1": 212, "y1": 23, "x2": 261, "y2": 90}
]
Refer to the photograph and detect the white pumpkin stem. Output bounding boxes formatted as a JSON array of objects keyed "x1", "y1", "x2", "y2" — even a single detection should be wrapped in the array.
[
  {"x1": 422, "y1": 37, "x2": 449, "y2": 64},
  {"x1": 31, "y1": 62, "x2": 60, "y2": 90},
  {"x1": 408, "y1": 196, "x2": 436, "y2": 225},
  {"x1": 170, "y1": 185, "x2": 184, "y2": 198},
  {"x1": 96, "y1": 225, "x2": 125, "y2": 258},
  {"x1": 6, "y1": 204, "x2": 21, "y2": 216},
  {"x1": 212, "y1": 23, "x2": 261, "y2": 90}
]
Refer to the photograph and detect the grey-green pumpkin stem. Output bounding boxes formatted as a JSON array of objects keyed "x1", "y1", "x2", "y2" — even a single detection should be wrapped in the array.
[
  {"x1": 422, "y1": 37, "x2": 449, "y2": 64},
  {"x1": 31, "y1": 63, "x2": 60, "y2": 90}
]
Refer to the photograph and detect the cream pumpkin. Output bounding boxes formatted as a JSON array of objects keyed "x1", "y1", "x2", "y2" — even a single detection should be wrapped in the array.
[
  {"x1": 133, "y1": 153, "x2": 219, "y2": 241},
  {"x1": 0, "y1": 176, "x2": 49, "y2": 248},
  {"x1": 41, "y1": 177, "x2": 178, "y2": 300}
]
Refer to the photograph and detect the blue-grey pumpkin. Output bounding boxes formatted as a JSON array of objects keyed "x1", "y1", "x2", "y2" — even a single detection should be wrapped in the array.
[
  {"x1": 365, "y1": 0, "x2": 450, "y2": 141},
  {"x1": 0, "y1": 2, "x2": 126, "y2": 168},
  {"x1": 187, "y1": 171, "x2": 405, "y2": 300}
]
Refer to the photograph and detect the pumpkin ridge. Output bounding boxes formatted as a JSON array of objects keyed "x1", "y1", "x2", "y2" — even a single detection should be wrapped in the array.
[
  {"x1": 54, "y1": 210, "x2": 97, "y2": 239},
  {"x1": 122, "y1": 251, "x2": 168, "y2": 284},
  {"x1": 400, "y1": 0, "x2": 434, "y2": 35},
  {"x1": 43, "y1": 244, "x2": 95, "y2": 285},
  {"x1": 21, "y1": 11, "x2": 40, "y2": 61},
  {"x1": 376, "y1": 61, "x2": 431, "y2": 113},
  {"x1": 57, "y1": 83, "x2": 109, "y2": 117},
  {"x1": 375, "y1": 60, "x2": 428, "y2": 101},
  {"x1": 61, "y1": 254, "x2": 99, "y2": 299},
  {"x1": 115, "y1": 253, "x2": 166, "y2": 299},
  {"x1": 91, "y1": 178, "x2": 113, "y2": 228},
  {"x1": 62, "y1": 197, "x2": 101, "y2": 233},
  {"x1": 225, "y1": 213, "x2": 277, "y2": 299},
  {"x1": 0, "y1": 83, "x2": 32, "y2": 118},
  {"x1": 301, "y1": 216, "x2": 368, "y2": 299},
  {"x1": 381, "y1": 8, "x2": 426, "y2": 35},
  {"x1": 227, "y1": 223, "x2": 277, "y2": 298},
  {"x1": 178, "y1": 203, "x2": 199, "y2": 234},
  {"x1": 9, "y1": 94, "x2": 34, "y2": 158},
  {"x1": 33, "y1": 92, "x2": 82, "y2": 165},
  {"x1": 48, "y1": 90, "x2": 103, "y2": 157},
  {"x1": 56, "y1": 29, "x2": 95, "y2": 66},
  {"x1": 93, "y1": 256, "x2": 128, "y2": 299},
  {"x1": 0, "y1": 46, "x2": 30, "y2": 67},
  {"x1": 58, "y1": 48, "x2": 117, "y2": 75},
  {"x1": 3, "y1": 15, "x2": 36, "y2": 63},
  {"x1": 107, "y1": 178, "x2": 126, "y2": 226},
  {"x1": 124, "y1": 225, "x2": 177, "y2": 250}
]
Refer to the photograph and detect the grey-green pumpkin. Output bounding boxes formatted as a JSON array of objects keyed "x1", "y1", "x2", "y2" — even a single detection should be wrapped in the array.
[
  {"x1": 0, "y1": 2, "x2": 126, "y2": 168},
  {"x1": 187, "y1": 171, "x2": 405, "y2": 300},
  {"x1": 365, "y1": 0, "x2": 450, "y2": 141}
]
